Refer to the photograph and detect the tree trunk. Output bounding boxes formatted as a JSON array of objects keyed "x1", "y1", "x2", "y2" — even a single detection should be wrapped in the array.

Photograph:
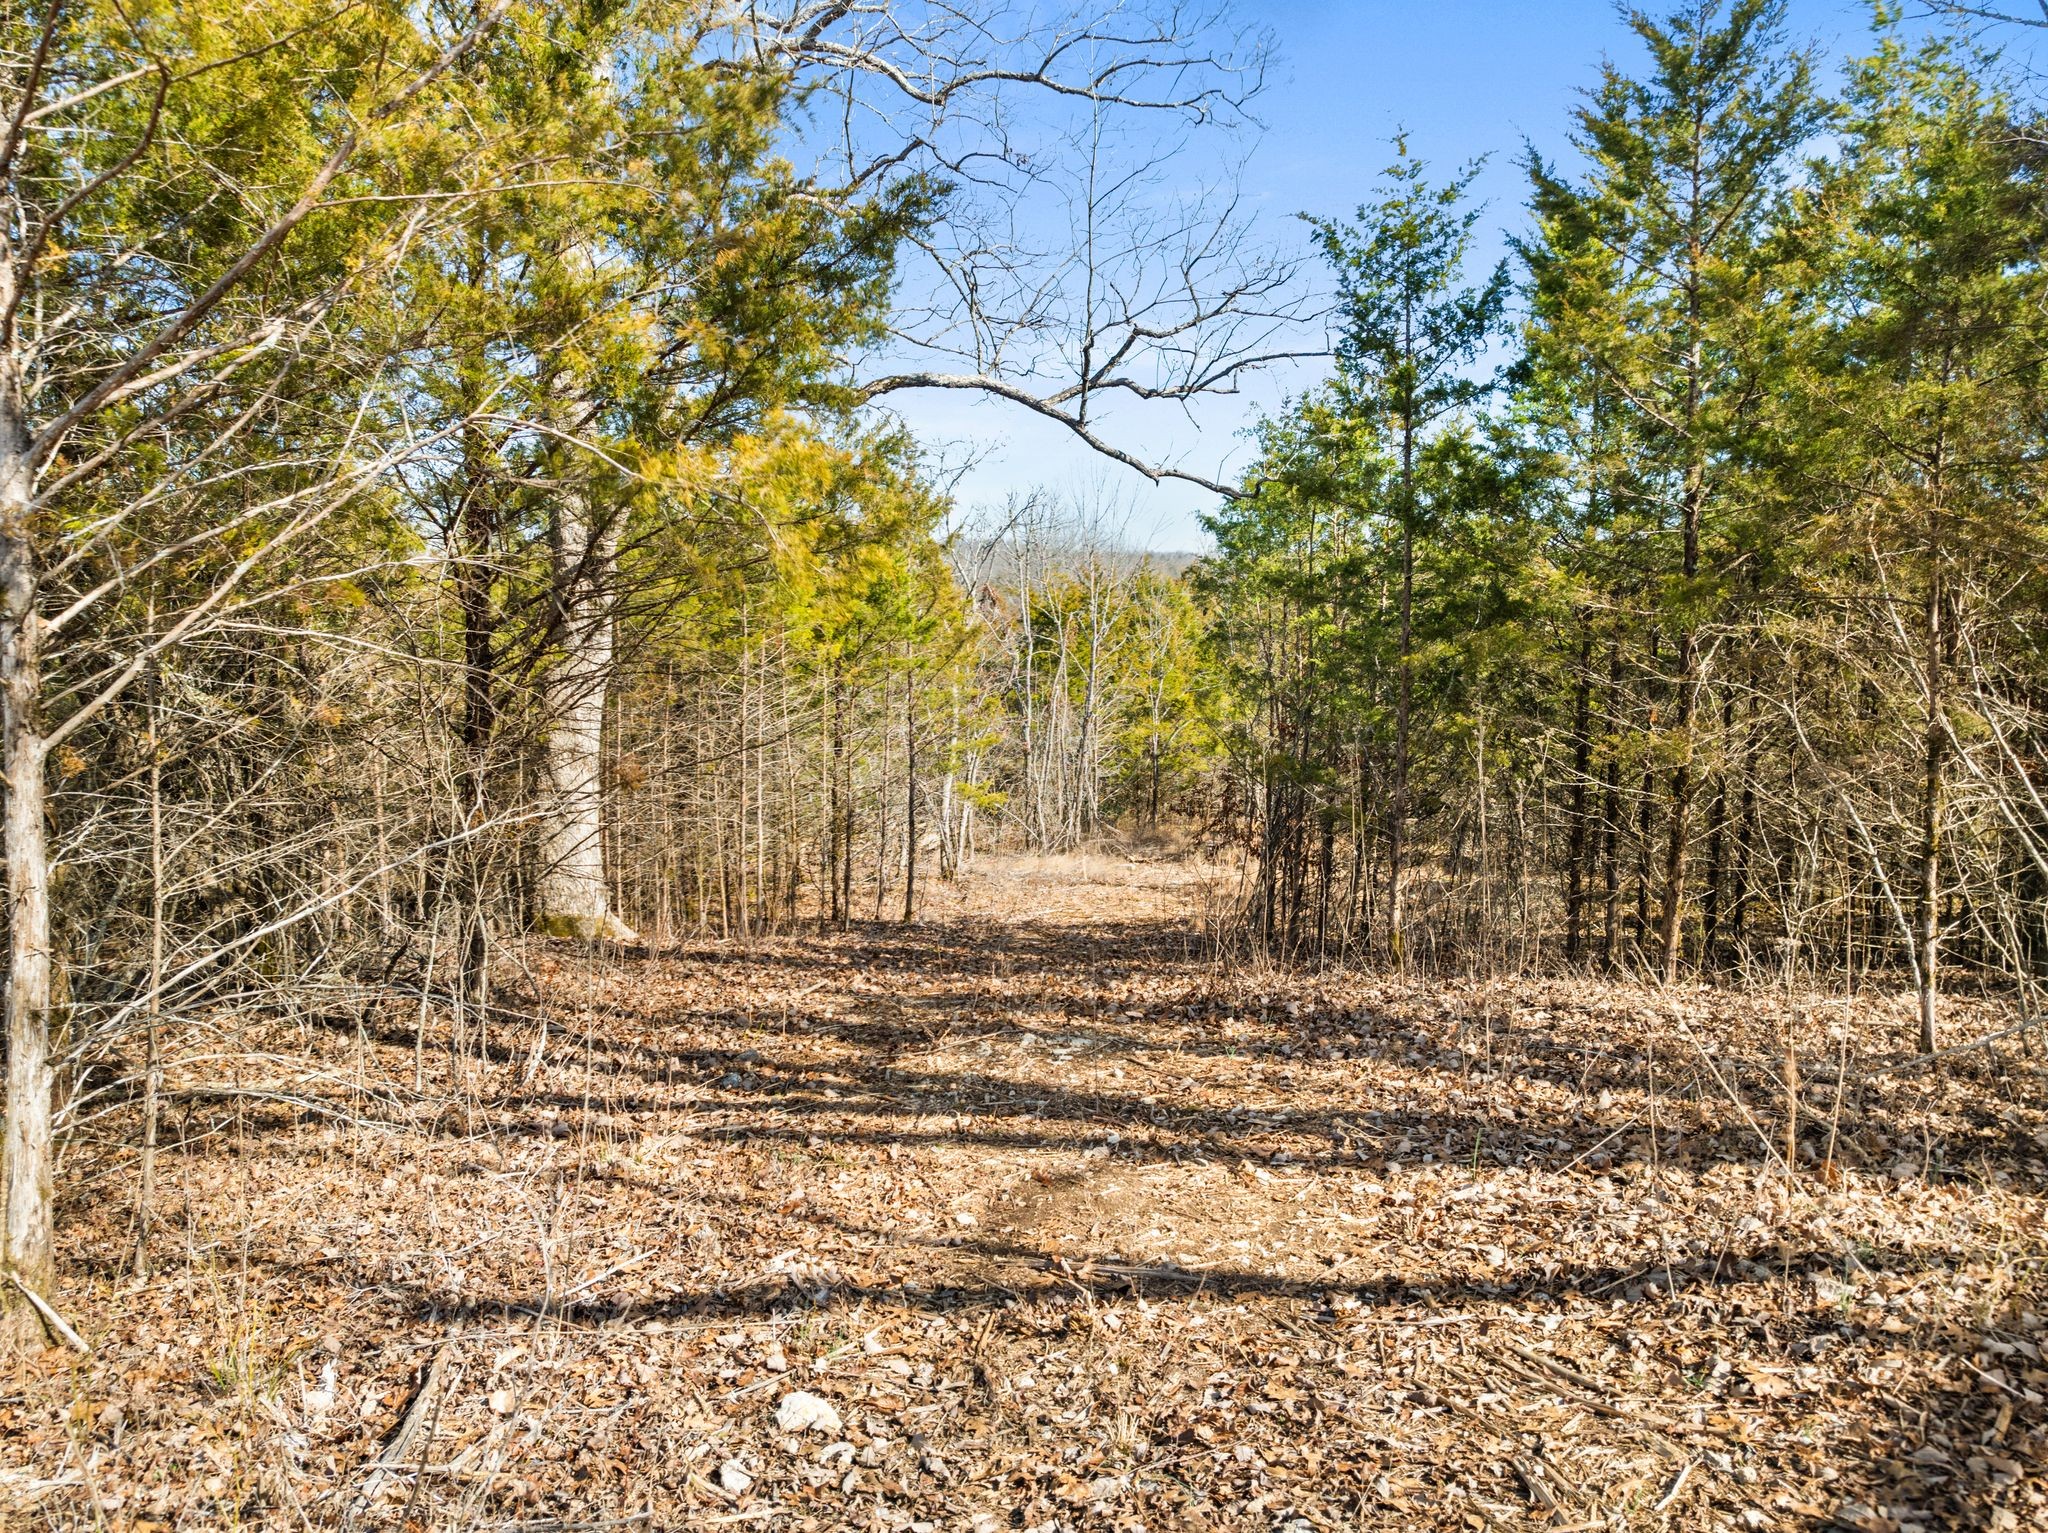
[
  {"x1": 1388, "y1": 441, "x2": 1414, "y2": 972},
  {"x1": 1148, "y1": 734, "x2": 1163, "y2": 827},
  {"x1": 1703, "y1": 692, "x2": 1734, "y2": 971},
  {"x1": 1602, "y1": 636, "x2": 1622, "y2": 971},
  {"x1": 825, "y1": 673, "x2": 841, "y2": 929},
  {"x1": 0, "y1": 383, "x2": 55, "y2": 1333},
  {"x1": 456, "y1": 419, "x2": 498, "y2": 996},
  {"x1": 1635, "y1": 620, "x2": 1656, "y2": 962},
  {"x1": 537, "y1": 490, "x2": 636, "y2": 941},
  {"x1": 1733, "y1": 724, "x2": 1756, "y2": 957},
  {"x1": 902, "y1": 661, "x2": 917, "y2": 923},
  {"x1": 1914, "y1": 525, "x2": 1946, "y2": 1055},
  {"x1": 1565, "y1": 626, "x2": 1593, "y2": 961},
  {"x1": 1656, "y1": 473, "x2": 1703, "y2": 984},
  {"x1": 1657, "y1": 219, "x2": 1709, "y2": 986},
  {"x1": 837, "y1": 679, "x2": 854, "y2": 926},
  {"x1": 134, "y1": 627, "x2": 165, "y2": 1280}
]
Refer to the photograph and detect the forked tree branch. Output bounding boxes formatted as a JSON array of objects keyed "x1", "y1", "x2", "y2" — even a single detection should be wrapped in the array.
[{"x1": 857, "y1": 370, "x2": 1241, "y2": 494}]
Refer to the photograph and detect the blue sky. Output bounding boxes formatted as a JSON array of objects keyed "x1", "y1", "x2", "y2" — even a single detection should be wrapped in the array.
[{"x1": 893, "y1": 0, "x2": 2018, "y2": 552}]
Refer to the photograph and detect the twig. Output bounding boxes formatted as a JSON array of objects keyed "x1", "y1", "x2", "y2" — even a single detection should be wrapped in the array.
[
  {"x1": 1669, "y1": 1013, "x2": 1788, "y2": 1172},
  {"x1": 5, "y1": 1273, "x2": 89, "y2": 1352},
  {"x1": 1848, "y1": 1016, "x2": 2042, "y2": 1083},
  {"x1": 347, "y1": 1337, "x2": 456, "y2": 1525},
  {"x1": 1962, "y1": 1356, "x2": 2026, "y2": 1399},
  {"x1": 1557, "y1": 1117, "x2": 1639, "y2": 1173},
  {"x1": 507, "y1": 1248, "x2": 659, "y2": 1319},
  {"x1": 1824, "y1": 1032, "x2": 1848, "y2": 1172},
  {"x1": 1498, "y1": 1342, "x2": 1688, "y2": 1459},
  {"x1": 1504, "y1": 1340, "x2": 1610, "y2": 1398},
  {"x1": 1783, "y1": 1016, "x2": 1801, "y2": 1178},
  {"x1": 1652, "y1": 1458, "x2": 1694, "y2": 1512},
  {"x1": 559, "y1": 1248, "x2": 657, "y2": 1300}
]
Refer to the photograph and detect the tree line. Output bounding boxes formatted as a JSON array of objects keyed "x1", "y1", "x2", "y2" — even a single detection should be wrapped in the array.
[{"x1": 1201, "y1": 1, "x2": 2048, "y2": 1050}]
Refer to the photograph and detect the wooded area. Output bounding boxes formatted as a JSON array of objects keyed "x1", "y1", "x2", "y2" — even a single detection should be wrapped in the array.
[
  {"x1": 4, "y1": 1, "x2": 2048, "y2": 1529},
  {"x1": 1207, "y1": 5, "x2": 2048, "y2": 1032}
]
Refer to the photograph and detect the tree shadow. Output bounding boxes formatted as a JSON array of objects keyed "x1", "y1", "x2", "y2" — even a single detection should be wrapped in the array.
[{"x1": 224, "y1": 983, "x2": 2031, "y2": 1191}]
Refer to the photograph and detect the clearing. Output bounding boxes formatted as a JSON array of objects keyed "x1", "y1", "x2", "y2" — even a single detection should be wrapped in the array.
[{"x1": 6, "y1": 854, "x2": 2046, "y2": 1531}]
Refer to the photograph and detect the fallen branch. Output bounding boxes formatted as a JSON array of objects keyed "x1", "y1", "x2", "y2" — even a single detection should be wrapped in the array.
[
  {"x1": 166, "y1": 1084, "x2": 410, "y2": 1132},
  {"x1": 1847, "y1": 1015, "x2": 2043, "y2": 1084},
  {"x1": 1498, "y1": 1342, "x2": 1687, "y2": 1460},
  {"x1": 6, "y1": 1272, "x2": 89, "y2": 1352},
  {"x1": 1053, "y1": 1257, "x2": 1207, "y2": 1284},
  {"x1": 346, "y1": 1335, "x2": 459, "y2": 1526}
]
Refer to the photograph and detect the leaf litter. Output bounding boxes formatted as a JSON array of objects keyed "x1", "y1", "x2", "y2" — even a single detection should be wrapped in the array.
[{"x1": 4, "y1": 851, "x2": 2046, "y2": 1531}]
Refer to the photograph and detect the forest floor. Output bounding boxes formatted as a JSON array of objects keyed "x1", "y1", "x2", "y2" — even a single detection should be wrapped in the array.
[{"x1": 7, "y1": 854, "x2": 2048, "y2": 1532}]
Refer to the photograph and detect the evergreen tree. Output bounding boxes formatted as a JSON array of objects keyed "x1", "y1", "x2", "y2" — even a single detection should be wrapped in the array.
[
  {"x1": 1309, "y1": 142, "x2": 1509, "y2": 966},
  {"x1": 1784, "y1": 28, "x2": 2048, "y2": 1048},
  {"x1": 388, "y1": 0, "x2": 925, "y2": 947},
  {"x1": 1526, "y1": 0, "x2": 1823, "y2": 981}
]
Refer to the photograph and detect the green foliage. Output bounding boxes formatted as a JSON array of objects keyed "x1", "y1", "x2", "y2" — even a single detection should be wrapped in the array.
[
  {"x1": 1311, "y1": 141, "x2": 1509, "y2": 487},
  {"x1": 1202, "y1": 1, "x2": 2048, "y2": 990}
]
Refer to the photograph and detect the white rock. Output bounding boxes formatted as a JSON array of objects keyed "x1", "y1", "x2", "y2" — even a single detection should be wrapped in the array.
[
  {"x1": 775, "y1": 1390, "x2": 842, "y2": 1435},
  {"x1": 717, "y1": 1459, "x2": 753, "y2": 1494}
]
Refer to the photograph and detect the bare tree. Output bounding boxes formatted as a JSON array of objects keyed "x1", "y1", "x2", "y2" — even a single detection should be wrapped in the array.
[{"x1": 729, "y1": 0, "x2": 1322, "y2": 492}]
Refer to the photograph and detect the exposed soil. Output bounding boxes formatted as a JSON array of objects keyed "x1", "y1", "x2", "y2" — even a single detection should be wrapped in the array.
[{"x1": 6, "y1": 853, "x2": 2047, "y2": 1531}]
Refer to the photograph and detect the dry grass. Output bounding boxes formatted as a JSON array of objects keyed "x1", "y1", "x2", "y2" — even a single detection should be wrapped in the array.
[{"x1": 5, "y1": 855, "x2": 2046, "y2": 1531}]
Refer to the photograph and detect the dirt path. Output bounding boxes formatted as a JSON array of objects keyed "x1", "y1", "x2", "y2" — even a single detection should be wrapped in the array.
[{"x1": 9, "y1": 855, "x2": 2048, "y2": 1530}]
